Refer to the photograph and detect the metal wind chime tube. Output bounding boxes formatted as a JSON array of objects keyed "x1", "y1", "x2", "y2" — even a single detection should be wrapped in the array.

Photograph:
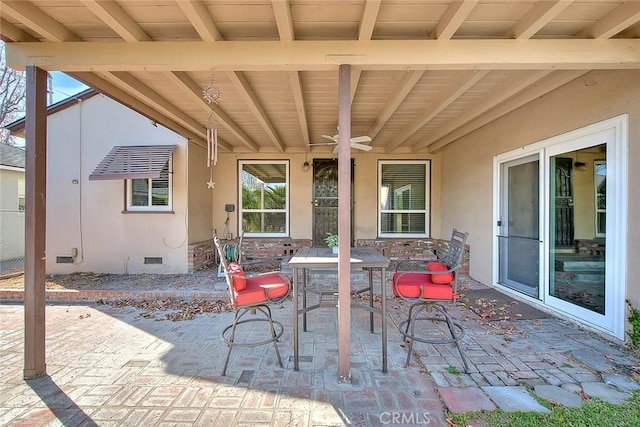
[{"x1": 202, "y1": 72, "x2": 222, "y2": 189}]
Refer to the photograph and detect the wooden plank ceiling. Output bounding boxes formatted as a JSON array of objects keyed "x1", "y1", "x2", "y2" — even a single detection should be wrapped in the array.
[{"x1": 2, "y1": 1, "x2": 640, "y2": 154}]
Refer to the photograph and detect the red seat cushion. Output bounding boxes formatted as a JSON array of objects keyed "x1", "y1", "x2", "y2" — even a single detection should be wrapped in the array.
[
  {"x1": 227, "y1": 262, "x2": 247, "y2": 291},
  {"x1": 426, "y1": 261, "x2": 455, "y2": 284},
  {"x1": 233, "y1": 272, "x2": 289, "y2": 307},
  {"x1": 392, "y1": 272, "x2": 458, "y2": 300}
]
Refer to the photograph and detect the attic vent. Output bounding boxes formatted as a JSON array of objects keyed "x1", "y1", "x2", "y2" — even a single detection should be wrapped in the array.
[
  {"x1": 144, "y1": 257, "x2": 163, "y2": 265},
  {"x1": 56, "y1": 256, "x2": 74, "y2": 264}
]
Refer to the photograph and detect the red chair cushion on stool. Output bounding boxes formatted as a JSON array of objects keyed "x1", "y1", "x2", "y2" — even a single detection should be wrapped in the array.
[
  {"x1": 227, "y1": 262, "x2": 247, "y2": 291},
  {"x1": 233, "y1": 273, "x2": 289, "y2": 307},
  {"x1": 392, "y1": 272, "x2": 459, "y2": 300},
  {"x1": 426, "y1": 261, "x2": 454, "y2": 284}
]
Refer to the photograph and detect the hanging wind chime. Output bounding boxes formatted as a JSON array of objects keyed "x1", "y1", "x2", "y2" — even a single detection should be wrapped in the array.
[
  {"x1": 202, "y1": 73, "x2": 222, "y2": 189},
  {"x1": 206, "y1": 114, "x2": 218, "y2": 189}
]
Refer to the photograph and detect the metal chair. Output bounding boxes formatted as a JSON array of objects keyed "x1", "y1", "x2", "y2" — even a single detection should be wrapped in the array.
[
  {"x1": 392, "y1": 229, "x2": 470, "y2": 372},
  {"x1": 213, "y1": 234, "x2": 290, "y2": 376}
]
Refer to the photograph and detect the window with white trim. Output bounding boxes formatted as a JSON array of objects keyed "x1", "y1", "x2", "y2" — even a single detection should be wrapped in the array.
[
  {"x1": 378, "y1": 160, "x2": 430, "y2": 237},
  {"x1": 126, "y1": 159, "x2": 172, "y2": 211},
  {"x1": 17, "y1": 178, "x2": 25, "y2": 211},
  {"x1": 239, "y1": 160, "x2": 288, "y2": 236}
]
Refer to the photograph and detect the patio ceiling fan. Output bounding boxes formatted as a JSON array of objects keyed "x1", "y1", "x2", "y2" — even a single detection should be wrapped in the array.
[{"x1": 310, "y1": 129, "x2": 373, "y2": 152}]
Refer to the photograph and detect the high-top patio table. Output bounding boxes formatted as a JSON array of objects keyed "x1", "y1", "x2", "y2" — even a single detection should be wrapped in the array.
[{"x1": 289, "y1": 247, "x2": 390, "y2": 373}]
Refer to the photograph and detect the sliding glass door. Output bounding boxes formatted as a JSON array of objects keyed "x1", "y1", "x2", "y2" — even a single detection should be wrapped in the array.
[
  {"x1": 497, "y1": 155, "x2": 541, "y2": 298},
  {"x1": 495, "y1": 116, "x2": 626, "y2": 339}
]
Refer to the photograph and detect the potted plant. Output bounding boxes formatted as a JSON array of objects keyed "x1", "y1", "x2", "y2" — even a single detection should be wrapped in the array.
[{"x1": 324, "y1": 232, "x2": 339, "y2": 254}]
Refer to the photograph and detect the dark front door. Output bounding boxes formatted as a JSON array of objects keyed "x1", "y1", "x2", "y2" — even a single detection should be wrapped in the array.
[{"x1": 312, "y1": 158, "x2": 354, "y2": 247}]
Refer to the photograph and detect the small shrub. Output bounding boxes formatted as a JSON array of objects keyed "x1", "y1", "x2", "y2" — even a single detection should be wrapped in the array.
[{"x1": 626, "y1": 299, "x2": 640, "y2": 349}]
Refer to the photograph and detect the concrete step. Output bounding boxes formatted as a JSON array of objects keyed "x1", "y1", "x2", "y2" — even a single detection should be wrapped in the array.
[
  {"x1": 555, "y1": 256, "x2": 605, "y2": 272},
  {"x1": 556, "y1": 271, "x2": 605, "y2": 285}
]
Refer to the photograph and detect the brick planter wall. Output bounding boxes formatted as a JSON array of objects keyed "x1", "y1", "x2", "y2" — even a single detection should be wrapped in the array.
[
  {"x1": 192, "y1": 237, "x2": 470, "y2": 277},
  {"x1": 575, "y1": 238, "x2": 605, "y2": 256},
  {"x1": 188, "y1": 240, "x2": 216, "y2": 273}
]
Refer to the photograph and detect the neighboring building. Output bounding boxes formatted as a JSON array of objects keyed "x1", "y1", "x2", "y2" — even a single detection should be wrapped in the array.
[
  {"x1": 5, "y1": 90, "x2": 212, "y2": 274},
  {"x1": 0, "y1": 143, "x2": 26, "y2": 268}
]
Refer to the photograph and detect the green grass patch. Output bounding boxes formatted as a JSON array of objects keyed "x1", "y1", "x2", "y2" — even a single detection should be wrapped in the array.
[
  {"x1": 445, "y1": 365, "x2": 462, "y2": 375},
  {"x1": 449, "y1": 390, "x2": 640, "y2": 427}
]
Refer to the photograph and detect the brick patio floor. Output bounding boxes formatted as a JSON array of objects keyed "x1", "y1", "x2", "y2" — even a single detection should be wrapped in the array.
[{"x1": 1, "y1": 275, "x2": 639, "y2": 426}]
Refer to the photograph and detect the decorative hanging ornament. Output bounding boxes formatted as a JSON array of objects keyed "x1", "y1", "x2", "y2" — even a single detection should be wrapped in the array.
[
  {"x1": 202, "y1": 72, "x2": 222, "y2": 105},
  {"x1": 205, "y1": 113, "x2": 218, "y2": 189}
]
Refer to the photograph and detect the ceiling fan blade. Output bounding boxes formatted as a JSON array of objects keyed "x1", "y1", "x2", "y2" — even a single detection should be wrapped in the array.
[
  {"x1": 350, "y1": 135, "x2": 372, "y2": 144},
  {"x1": 321, "y1": 134, "x2": 337, "y2": 141},
  {"x1": 309, "y1": 142, "x2": 337, "y2": 146},
  {"x1": 350, "y1": 142, "x2": 373, "y2": 151}
]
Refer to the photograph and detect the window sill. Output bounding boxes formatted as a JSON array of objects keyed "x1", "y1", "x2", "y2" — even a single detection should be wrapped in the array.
[{"x1": 121, "y1": 210, "x2": 175, "y2": 214}]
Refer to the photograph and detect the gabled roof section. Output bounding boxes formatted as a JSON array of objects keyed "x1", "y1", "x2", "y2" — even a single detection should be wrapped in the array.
[
  {"x1": 89, "y1": 145, "x2": 177, "y2": 181},
  {"x1": 0, "y1": 144, "x2": 26, "y2": 169},
  {"x1": 3, "y1": 88, "x2": 99, "y2": 136}
]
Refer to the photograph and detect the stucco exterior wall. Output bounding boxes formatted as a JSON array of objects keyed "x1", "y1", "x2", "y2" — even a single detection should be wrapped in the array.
[
  {"x1": 46, "y1": 94, "x2": 189, "y2": 274},
  {"x1": 187, "y1": 142, "x2": 214, "y2": 244},
  {"x1": 439, "y1": 69, "x2": 640, "y2": 306},
  {"x1": 0, "y1": 168, "x2": 25, "y2": 260},
  {"x1": 212, "y1": 151, "x2": 440, "y2": 242}
]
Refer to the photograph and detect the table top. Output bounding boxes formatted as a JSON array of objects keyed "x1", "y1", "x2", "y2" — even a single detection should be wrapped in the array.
[{"x1": 288, "y1": 247, "x2": 389, "y2": 269}]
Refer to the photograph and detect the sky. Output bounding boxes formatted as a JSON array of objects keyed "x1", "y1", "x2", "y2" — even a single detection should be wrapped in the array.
[
  {"x1": 8, "y1": 72, "x2": 88, "y2": 147},
  {"x1": 48, "y1": 72, "x2": 89, "y2": 104}
]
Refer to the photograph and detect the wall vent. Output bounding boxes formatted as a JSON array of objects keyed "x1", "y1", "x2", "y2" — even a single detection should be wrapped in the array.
[
  {"x1": 144, "y1": 257, "x2": 163, "y2": 265},
  {"x1": 56, "y1": 256, "x2": 74, "y2": 264}
]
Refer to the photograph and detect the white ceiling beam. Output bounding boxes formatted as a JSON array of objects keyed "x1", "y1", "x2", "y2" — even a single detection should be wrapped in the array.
[
  {"x1": 177, "y1": 0, "x2": 223, "y2": 41},
  {"x1": 288, "y1": 70, "x2": 310, "y2": 149},
  {"x1": 427, "y1": 70, "x2": 589, "y2": 153},
  {"x1": 273, "y1": 0, "x2": 310, "y2": 149},
  {"x1": 226, "y1": 71, "x2": 285, "y2": 152},
  {"x1": 0, "y1": 18, "x2": 38, "y2": 42},
  {"x1": 1, "y1": 1, "x2": 81, "y2": 41},
  {"x1": 70, "y1": 71, "x2": 210, "y2": 149},
  {"x1": 366, "y1": 70, "x2": 424, "y2": 141},
  {"x1": 505, "y1": 0, "x2": 573, "y2": 39},
  {"x1": 577, "y1": 2, "x2": 640, "y2": 39},
  {"x1": 81, "y1": 0, "x2": 151, "y2": 42},
  {"x1": 415, "y1": 70, "x2": 552, "y2": 151},
  {"x1": 272, "y1": 0, "x2": 294, "y2": 42},
  {"x1": 9, "y1": 39, "x2": 640, "y2": 72},
  {"x1": 432, "y1": 0, "x2": 478, "y2": 40},
  {"x1": 167, "y1": 71, "x2": 258, "y2": 152},
  {"x1": 388, "y1": 70, "x2": 488, "y2": 152},
  {"x1": 351, "y1": 0, "x2": 381, "y2": 101},
  {"x1": 106, "y1": 71, "x2": 206, "y2": 139}
]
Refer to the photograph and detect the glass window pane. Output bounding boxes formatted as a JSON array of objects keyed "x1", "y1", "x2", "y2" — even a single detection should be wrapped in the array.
[
  {"x1": 380, "y1": 163, "x2": 426, "y2": 210},
  {"x1": 242, "y1": 212, "x2": 286, "y2": 233},
  {"x1": 381, "y1": 213, "x2": 426, "y2": 234},
  {"x1": 242, "y1": 163, "x2": 287, "y2": 211},
  {"x1": 131, "y1": 179, "x2": 149, "y2": 206},
  {"x1": 151, "y1": 169, "x2": 169, "y2": 206}
]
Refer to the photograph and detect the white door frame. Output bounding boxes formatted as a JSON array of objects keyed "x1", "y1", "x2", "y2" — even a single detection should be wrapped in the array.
[{"x1": 493, "y1": 115, "x2": 627, "y2": 339}]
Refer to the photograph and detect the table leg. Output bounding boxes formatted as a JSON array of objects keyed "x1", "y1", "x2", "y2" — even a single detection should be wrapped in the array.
[
  {"x1": 382, "y1": 266, "x2": 387, "y2": 373},
  {"x1": 302, "y1": 268, "x2": 308, "y2": 332},
  {"x1": 368, "y1": 267, "x2": 374, "y2": 333},
  {"x1": 293, "y1": 266, "x2": 299, "y2": 371}
]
